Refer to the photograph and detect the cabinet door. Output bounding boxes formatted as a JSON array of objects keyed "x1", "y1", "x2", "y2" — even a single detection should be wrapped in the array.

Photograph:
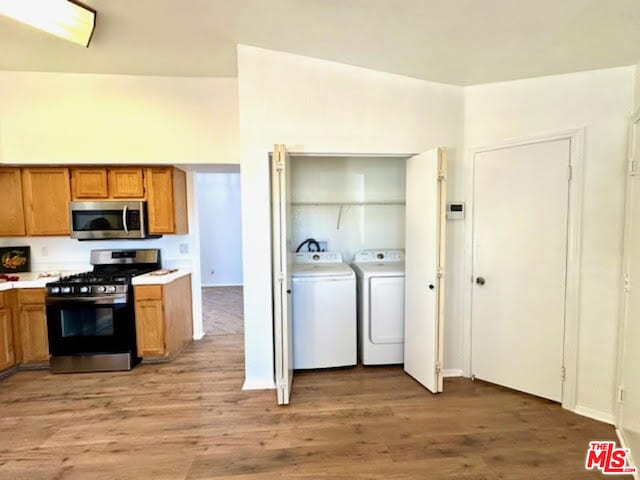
[
  {"x1": 135, "y1": 300, "x2": 165, "y2": 356},
  {"x1": 0, "y1": 308, "x2": 15, "y2": 371},
  {"x1": 0, "y1": 168, "x2": 26, "y2": 236},
  {"x1": 22, "y1": 168, "x2": 71, "y2": 235},
  {"x1": 20, "y1": 304, "x2": 49, "y2": 363},
  {"x1": 145, "y1": 168, "x2": 175, "y2": 234},
  {"x1": 71, "y1": 168, "x2": 109, "y2": 199},
  {"x1": 108, "y1": 168, "x2": 144, "y2": 198}
]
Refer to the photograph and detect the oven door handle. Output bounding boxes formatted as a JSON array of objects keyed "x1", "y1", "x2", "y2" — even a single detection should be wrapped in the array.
[
  {"x1": 122, "y1": 205, "x2": 129, "y2": 234},
  {"x1": 46, "y1": 295, "x2": 128, "y2": 305}
]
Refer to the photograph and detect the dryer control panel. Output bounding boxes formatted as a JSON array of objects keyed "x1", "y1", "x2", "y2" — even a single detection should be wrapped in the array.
[{"x1": 353, "y1": 250, "x2": 404, "y2": 263}]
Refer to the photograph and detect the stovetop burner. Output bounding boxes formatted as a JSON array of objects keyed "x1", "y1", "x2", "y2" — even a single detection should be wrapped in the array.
[
  {"x1": 46, "y1": 249, "x2": 162, "y2": 298},
  {"x1": 55, "y1": 268, "x2": 153, "y2": 286}
]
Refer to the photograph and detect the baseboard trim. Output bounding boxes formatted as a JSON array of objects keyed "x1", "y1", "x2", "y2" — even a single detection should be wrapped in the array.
[
  {"x1": 616, "y1": 428, "x2": 640, "y2": 480},
  {"x1": 242, "y1": 378, "x2": 276, "y2": 390},
  {"x1": 193, "y1": 330, "x2": 205, "y2": 340},
  {"x1": 202, "y1": 283, "x2": 243, "y2": 288},
  {"x1": 573, "y1": 405, "x2": 615, "y2": 425},
  {"x1": 443, "y1": 369, "x2": 463, "y2": 378}
]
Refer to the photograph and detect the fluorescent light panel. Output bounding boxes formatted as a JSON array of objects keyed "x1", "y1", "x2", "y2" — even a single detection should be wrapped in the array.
[{"x1": 0, "y1": 0, "x2": 96, "y2": 47}]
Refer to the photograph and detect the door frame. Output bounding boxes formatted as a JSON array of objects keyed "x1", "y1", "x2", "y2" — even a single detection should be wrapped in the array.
[{"x1": 462, "y1": 128, "x2": 585, "y2": 411}]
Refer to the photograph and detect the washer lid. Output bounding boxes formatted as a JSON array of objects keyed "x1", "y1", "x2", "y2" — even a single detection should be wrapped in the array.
[{"x1": 292, "y1": 262, "x2": 354, "y2": 278}]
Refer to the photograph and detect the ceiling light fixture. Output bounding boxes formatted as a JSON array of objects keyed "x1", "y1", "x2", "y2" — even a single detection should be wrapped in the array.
[{"x1": 0, "y1": 0, "x2": 96, "y2": 47}]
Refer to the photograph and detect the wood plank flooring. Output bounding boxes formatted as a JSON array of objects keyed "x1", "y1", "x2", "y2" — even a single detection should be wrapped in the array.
[{"x1": 0, "y1": 331, "x2": 626, "y2": 479}]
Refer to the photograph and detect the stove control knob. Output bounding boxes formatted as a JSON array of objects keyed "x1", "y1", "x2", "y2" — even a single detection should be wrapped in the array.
[
  {"x1": 50, "y1": 287, "x2": 60, "y2": 294},
  {"x1": 61, "y1": 287, "x2": 71, "y2": 294},
  {"x1": 80, "y1": 286, "x2": 90, "y2": 294},
  {"x1": 106, "y1": 286, "x2": 117, "y2": 293},
  {"x1": 96, "y1": 286, "x2": 106, "y2": 293}
]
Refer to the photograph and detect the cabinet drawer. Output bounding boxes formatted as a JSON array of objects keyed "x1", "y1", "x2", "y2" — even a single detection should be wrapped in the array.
[
  {"x1": 18, "y1": 289, "x2": 46, "y2": 305},
  {"x1": 134, "y1": 285, "x2": 162, "y2": 301}
]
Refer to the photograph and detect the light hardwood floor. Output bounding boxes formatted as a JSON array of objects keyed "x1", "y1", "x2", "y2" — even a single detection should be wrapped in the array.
[{"x1": 0, "y1": 331, "x2": 625, "y2": 479}]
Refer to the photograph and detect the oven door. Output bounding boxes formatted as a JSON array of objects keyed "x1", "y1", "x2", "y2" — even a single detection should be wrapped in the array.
[
  {"x1": 46, "y1": 297, "x2": 137, "y2": 357},
  {"x1": 69, "y1": 201, "x2": 146, "y2": 240}
]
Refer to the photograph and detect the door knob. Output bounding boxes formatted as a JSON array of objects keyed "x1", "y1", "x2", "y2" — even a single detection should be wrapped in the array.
[
  {"x1": 428, "y1": 284, "x2": 435, "y2": 290},
  {"x1": 476, "y1": 277, "x2": 486, "y2": 286},
  {"x1": 286, "y1": 289, "x2": 291, "y2": 294}
]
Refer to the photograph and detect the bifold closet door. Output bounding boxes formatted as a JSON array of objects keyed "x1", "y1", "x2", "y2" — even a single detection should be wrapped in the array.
[
  {"x1": 404, "y1": 147, "x2": 447, "y2": 393},
  {"x1": 272, "y1": 144, "x2": 294, "y2": 405},
  {"x1": 619, "y1": 117, "x2": 640, "y2": 461},
  {"x1": 471, "y1": 139, "x2": 570, "y2": 402}
]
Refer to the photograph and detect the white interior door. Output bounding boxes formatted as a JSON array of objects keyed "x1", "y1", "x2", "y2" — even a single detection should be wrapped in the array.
[
  {"x1": 404, "y1": 147, "x2": 447, "y2": 393},
  {"x1": 619, "y1": 117, "x2": 640, "y2": 465},
  {"x1": 471, "y1": 139, "x2": 570, "y2": 402},
  {"x1": 272, "y1": 144, "x2": 293, "y2": 405}
]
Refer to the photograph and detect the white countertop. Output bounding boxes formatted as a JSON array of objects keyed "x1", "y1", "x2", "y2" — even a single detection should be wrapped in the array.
[
  {"x1": 131, "y1": 269, "x2": 191, "y2": 286},
  {"x1": 0, "y1": 271, "x2": 79, "y2": 292}
]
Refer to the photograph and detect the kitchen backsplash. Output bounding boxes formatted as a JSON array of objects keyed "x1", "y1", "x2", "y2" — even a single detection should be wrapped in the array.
[{"x1": 0, "y1": 235, "x2": 193, "y2": 273}]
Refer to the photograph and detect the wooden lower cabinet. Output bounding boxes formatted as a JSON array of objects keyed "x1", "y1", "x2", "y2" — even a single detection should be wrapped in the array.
[
  {"x1": 134, "y1": 275, "x2": 193, "y2": 359},
  {"x1": 135, "y1": 300, "x2": 165, "y2": 357},
  {"x1": 17, "y1": 289, "x2": 49, "y2": 364},
  {"x1": 0, "y1": 292, "x2": 16, "y2": 372}
]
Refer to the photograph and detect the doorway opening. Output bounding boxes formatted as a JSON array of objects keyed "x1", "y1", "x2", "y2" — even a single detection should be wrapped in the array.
[{"x1": 194, "y1": 167, "x2": 244, "y2": 337}]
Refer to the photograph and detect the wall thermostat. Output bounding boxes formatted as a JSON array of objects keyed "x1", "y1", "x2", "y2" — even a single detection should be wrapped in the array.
[{"x1": 446, "y1": 202, "x2": 465, "y2": 220}]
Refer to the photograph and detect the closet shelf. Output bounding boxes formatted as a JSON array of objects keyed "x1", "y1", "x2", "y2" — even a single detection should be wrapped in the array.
[{"x1": 291, "y1": 201, "x2": 405, "y2": 206}]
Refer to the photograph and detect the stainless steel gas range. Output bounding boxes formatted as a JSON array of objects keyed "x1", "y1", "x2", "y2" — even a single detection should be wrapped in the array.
[{"x1": 45, "y1": 249, "x2": 161, "y2": 373}]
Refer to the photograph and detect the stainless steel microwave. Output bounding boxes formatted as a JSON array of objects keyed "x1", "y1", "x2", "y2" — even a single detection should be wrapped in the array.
[{"x1": 70, "y1": 201, "x2": 157, "y2": 240}]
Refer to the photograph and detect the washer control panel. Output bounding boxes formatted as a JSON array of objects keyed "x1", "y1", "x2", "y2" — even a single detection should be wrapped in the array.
[{"x1": 294, "y1": 252, "x2": 343, "y2": 264}]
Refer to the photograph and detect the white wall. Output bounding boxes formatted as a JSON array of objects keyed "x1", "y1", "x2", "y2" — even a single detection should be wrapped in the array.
[
  {"x1": 290, "y1": 155, "x2": 406, "y2": 263},
  {"x1": 0, "y1": 71, "x2": 239, "y2": 164},
  {"x1": 464, "y1": 66, "x2": 634, "y2": 421},
  {"x1": 238, "y1": 45, "x2": 465, "y2": 388},
  {"x1": 197, "y1": 173, "x2": 243, "y2": 286}
]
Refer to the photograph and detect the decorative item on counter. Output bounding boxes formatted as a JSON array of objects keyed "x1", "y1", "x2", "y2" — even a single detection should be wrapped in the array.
[
  {"x1": 0, "y1": 246, "x2": 30, "y2": 273},
  {"x1": 149, "y1": 268, "x2": 179, "y2": 276},
  {"x1": 0, "y1": 274, "x2": 19, "y2": 282}
]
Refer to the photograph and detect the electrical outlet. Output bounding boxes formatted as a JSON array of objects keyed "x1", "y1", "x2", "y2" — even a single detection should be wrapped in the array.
[
  {"x1": 179, "y1": 242, "x2": 190, "y2": 255},
  {"x1": 41, "y1": 246, "x2": 49, "y2": 257}
]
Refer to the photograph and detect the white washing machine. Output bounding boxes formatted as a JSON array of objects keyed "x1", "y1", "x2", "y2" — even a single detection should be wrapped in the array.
[
  {"x1": 352, "y1": 250, "x2": 405, "y2": 365},
  {"x1": 292, "y1": 252, "x2": 357, "y2": 369}
]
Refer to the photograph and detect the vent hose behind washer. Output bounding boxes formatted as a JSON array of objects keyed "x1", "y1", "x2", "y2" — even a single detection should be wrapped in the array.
[{"x1": 295, "y1": 238, "x2": 321, "y2": 252}]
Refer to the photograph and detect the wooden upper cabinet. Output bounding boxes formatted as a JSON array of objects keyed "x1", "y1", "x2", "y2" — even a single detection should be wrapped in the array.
[
  {"x1": 71, "y1": 168, "x2": 109, "y2": 199},
  {"x1": 145, "y1": 167, "x2": 188, "y2": 235},
  {"x1": 108, "y1": 168, "x2": 144, "y2": 198},
  {"x1": 0, "y1": 168, "x2": 26, "y2": 236},
  {"x1": 22, "y1": 168, "x2": 71, "y2": 236}
]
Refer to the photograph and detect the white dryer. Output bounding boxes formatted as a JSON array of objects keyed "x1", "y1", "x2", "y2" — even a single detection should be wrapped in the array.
[
  {"x1": 352, "y1": 250, "x2": 405, "y2": 365},
  {"x1": 292, "y1": 252, "x2": 357, "y2": 369}
]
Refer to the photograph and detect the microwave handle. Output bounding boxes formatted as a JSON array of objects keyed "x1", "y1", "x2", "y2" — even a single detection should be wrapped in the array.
[{"x1": 122, "y1": 205, "x2": 129, "y2": 234}]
